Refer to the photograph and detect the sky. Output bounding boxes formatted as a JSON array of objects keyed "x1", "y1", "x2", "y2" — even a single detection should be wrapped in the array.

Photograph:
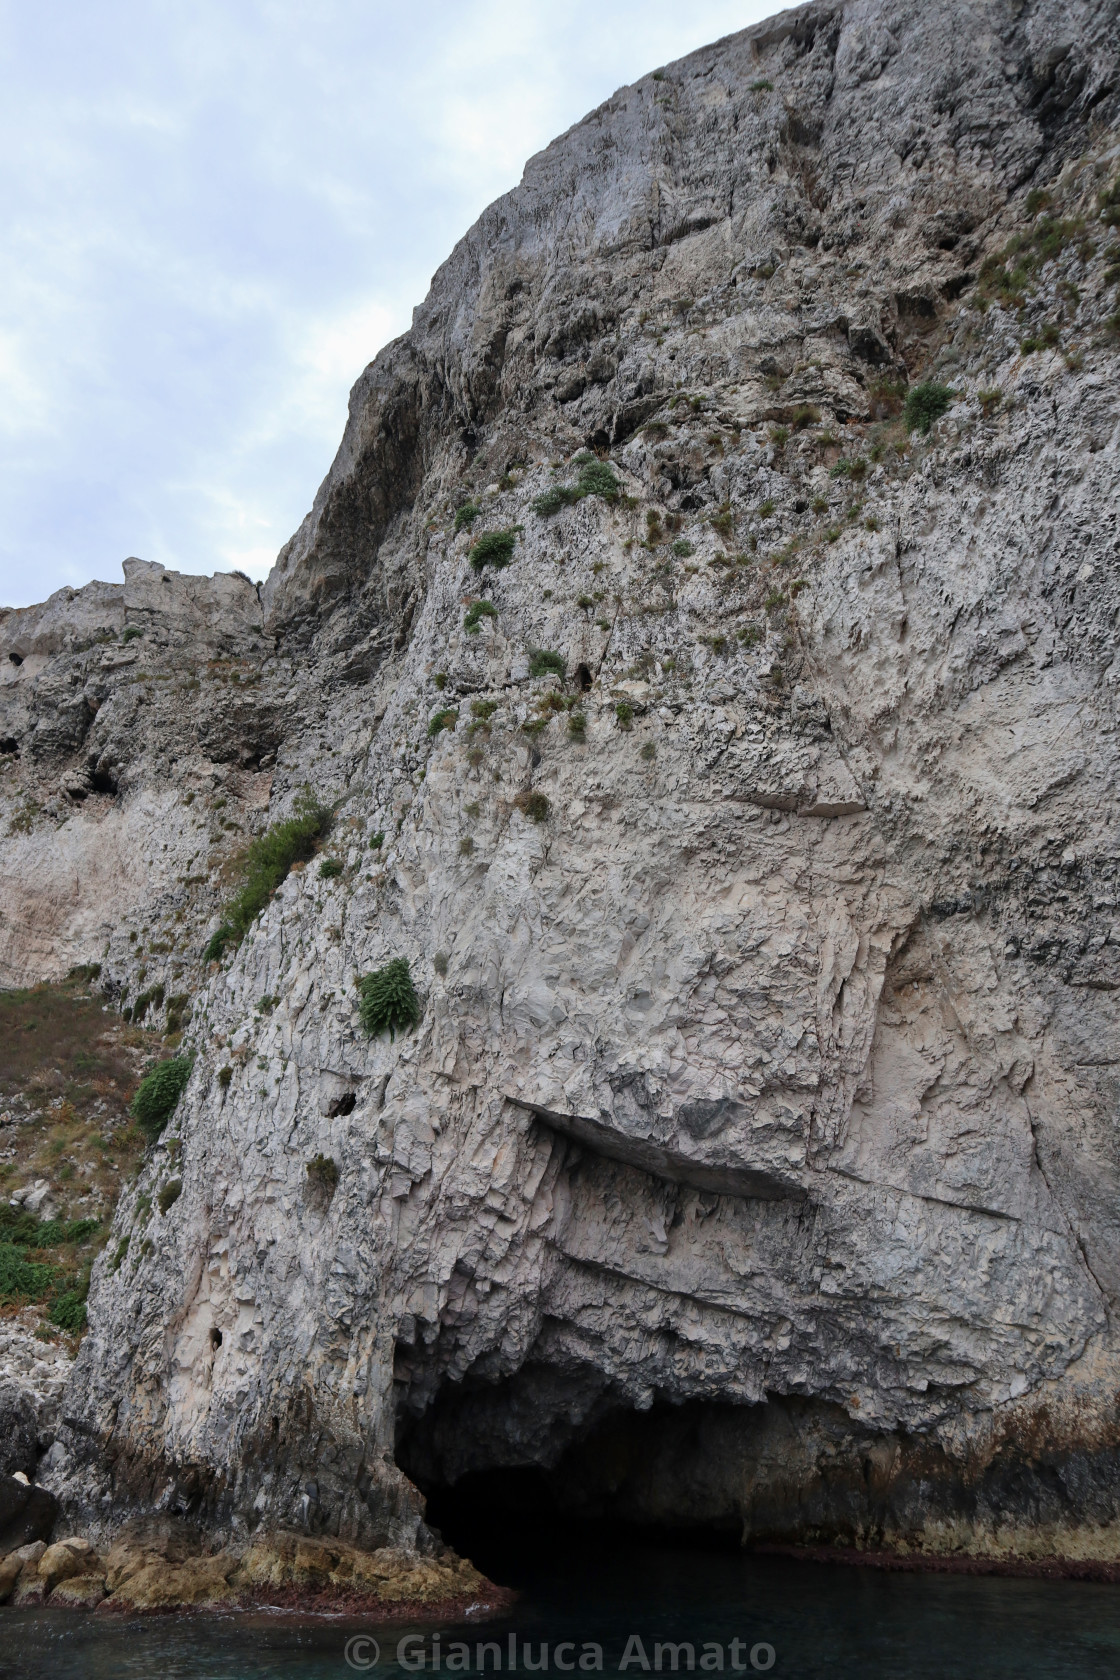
[{"x1": 0, "y1": 0, "x2": 798, "y2": 610}]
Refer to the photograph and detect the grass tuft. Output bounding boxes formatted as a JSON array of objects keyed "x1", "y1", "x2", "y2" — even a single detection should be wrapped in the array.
[{"x1": 204, "y1": 792, "x2": 330, "y2": 960}]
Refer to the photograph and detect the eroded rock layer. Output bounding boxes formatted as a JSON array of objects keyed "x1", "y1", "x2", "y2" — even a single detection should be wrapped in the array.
[{"x1": 3, "y1": 0, "x2": 1120, "y2": 1567}]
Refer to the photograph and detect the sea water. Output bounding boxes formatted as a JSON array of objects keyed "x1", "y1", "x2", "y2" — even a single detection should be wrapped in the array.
[{"x1": 3, "y1": 1539, "x2": 1120, "y2": 1680}]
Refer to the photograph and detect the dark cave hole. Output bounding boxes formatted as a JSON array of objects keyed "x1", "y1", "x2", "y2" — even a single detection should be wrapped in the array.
[
  {"x1": 398, "y1": 1386, "x2": 743, "y2": 1588},
  {"x1": 210, "y1": 1328, "x2": 222, "y2": 1349},
  {"x1": 8, "y1": 652, "x2": 22, "y2": 666},
  {"x1": 0, "y1": 737, "x2": 19, "y2": 755},
  {"x1": 575, "y1": 662, "x2": 593, "y2": 693}
]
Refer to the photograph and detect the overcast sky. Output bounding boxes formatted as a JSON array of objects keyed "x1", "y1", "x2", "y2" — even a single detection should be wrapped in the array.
[{"x1": 0, "y1": 0, "x2": 796, "y2": 610}]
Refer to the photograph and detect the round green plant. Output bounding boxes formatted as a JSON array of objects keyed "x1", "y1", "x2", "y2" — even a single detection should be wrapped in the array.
[
  {"x1": 357, "y1": 959, "x2": 422, "y2": 1041},
  {"x1": 130, "y1": 1055, "x2": 193, "y2": 1143},
  {"x1": 904, "y1": 381, "x2": 954, "y2": 435}
]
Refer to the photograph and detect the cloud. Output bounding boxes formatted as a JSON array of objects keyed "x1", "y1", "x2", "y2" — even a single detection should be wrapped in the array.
[{"x1": 0, "y1": 0, "x2": 800, "y2": 609}]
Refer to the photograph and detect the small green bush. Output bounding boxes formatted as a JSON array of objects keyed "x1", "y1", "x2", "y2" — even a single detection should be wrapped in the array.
[
  {"x1": 575, "y1": 459, "x2": 620, "y2": 502},
  {"x1": 471, "y1": 699, "x2": 498, "y2": 721},
  {"x1": 671, "y1": 539, "x2": 694, "y2": 558},
  {"x1": 750, "y1": 78, "x2": 773, "y2": 91},
  {"x1": 319, "y1": 857, "x2": 343, "y2": 879},
  {"x1": 369, "y1": 831, "x2": 384, "y2": 849},
  {"x1": 157, "y1": 1179, "x2": 182, "y2": 1215},
  {"x1": 307, "y1": 1154, "x2": 340, "y2": 1196},
  {"x1": 529, "y1": 649, "x2": 566, "y2": 680},
  {"x1": 1021, "y1": 322, "x2": 1061, "y2": 354},
  {"x1": 130, "y1": 1056, "x2": 193, "y2": 1143},
  {"x1": 470, "y1": 529, "x2": 518, "y2": 571},
  {"x1": 532, "y1": 484, "x2": 579, "y2": 517},
  {"x1": 68, "y1": 962, "x2": 101, "y2": 981},
  {"x1": 427, "y1": 708, "x2": 458, "y2": 738},
  {"x1": 640, "y1": 742, "x2": 656, "y2": 762},
  {"x1": 0, "y1": 1244, "x2": 56, "y2": 1303},
  {"x1": 568, "y1": 712, "x2": 587, "y2": 740},
  {"x1": 515, "y1": 790, "x2": 550, "y2": 822},
  {"x1": 218, "y1": 1065, "x2": 233, "y2": 1088},
  {"x1": 49, "y1": 1278, "x2": 89, "y2": 1332},
  {"x1": 532, "y1": 459, "x2": 619, "y2": 517},
  {"x1": 109, "y1": 1236, "x2": 130, "y2": 1274},
  {"x1": 759, "y1": 499, "x2": 775, "y2": 518},
  {"x1": 132, "y1": 983, "x2": 165, "y2": 1023},
  {"x1": 357, "y1": 958, "x2": 422, "y2": 1040},
  {"x1": 904, "y1": 381, "x2": 954, "y2": 435},
  {"x1": 616, "y1": 701, "x2": 634, "y2": 730},
  {"x1": 121, "y1": 625, "x2": 143, "y2": 643},
  {"x1": 454, "y1": 501, "x2": 481, "y2": 532},
  {"x1": 204, "y1": 791, "x2": 330, "y2": 959},
  {"x1": 464, "y1": 599, "x2": 499, "y2": 633}
]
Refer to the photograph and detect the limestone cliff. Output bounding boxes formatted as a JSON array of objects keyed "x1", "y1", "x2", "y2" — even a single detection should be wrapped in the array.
[{"x1": 4, "y1": 0, "x2": 1120, "y2": 1566}]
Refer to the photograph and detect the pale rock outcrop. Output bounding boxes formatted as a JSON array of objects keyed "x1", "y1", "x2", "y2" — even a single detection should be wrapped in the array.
[{"x1": 2, "y1": 0, "x2": 1120, "y2": 1569}]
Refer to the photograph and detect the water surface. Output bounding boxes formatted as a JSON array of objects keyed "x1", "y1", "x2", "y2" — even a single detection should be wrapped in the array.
[{"x1": 3, "y1": 1537, "x2": 1120, "y2": 1678}]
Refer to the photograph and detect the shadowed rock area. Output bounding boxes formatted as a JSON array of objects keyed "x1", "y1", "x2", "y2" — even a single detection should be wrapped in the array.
[{"x1": 3, "y1": 0, "x2": 1120, "y2": 1598}]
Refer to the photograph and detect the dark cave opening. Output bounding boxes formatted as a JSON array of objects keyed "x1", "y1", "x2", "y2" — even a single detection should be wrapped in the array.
[
  {"x1": 419, "y1": 1460, "x2": 741, "y2": 1590},
  {"x1": 396, "y1": 1375, "x2": 746, "y2": 1586}
]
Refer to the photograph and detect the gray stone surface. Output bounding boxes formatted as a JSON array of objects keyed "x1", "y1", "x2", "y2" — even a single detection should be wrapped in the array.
[{"x1": 3, "y1": 0, "x2": 1120, "y2": 1561}]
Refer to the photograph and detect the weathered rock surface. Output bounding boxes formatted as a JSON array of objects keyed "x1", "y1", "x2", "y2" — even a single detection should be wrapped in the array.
[{"x1": 3, "y1": 0, "x2": 1120, "y2": 1571}]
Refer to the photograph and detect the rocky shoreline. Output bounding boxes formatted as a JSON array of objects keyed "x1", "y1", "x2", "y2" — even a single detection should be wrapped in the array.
[{"x1": 0, "y1": 1511, "x2": 506, "y2": 1616}]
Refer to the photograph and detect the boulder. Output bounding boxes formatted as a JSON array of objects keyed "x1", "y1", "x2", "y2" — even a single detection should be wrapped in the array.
[
  {"x1": 102, "y1": 1536, "x2": 239, "y2": 1611},
  {"x1": 38, "y1": 1536, "x2": 101, "y2": 1592},
  {"x1": 48, "y1": 1573, "x2": 107, "y2": 1609},
  {"x1": 0, "y1": 1477, "x2": 57, "y2": 1553}
]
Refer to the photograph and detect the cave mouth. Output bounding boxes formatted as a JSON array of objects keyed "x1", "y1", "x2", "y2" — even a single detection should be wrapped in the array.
[
  {"x1": 395, "y1": 1370, "x2": 745, "y2": 1584},
  {"x1": 418, "y1": 1459, "x2": 741, "y2": 1589}
]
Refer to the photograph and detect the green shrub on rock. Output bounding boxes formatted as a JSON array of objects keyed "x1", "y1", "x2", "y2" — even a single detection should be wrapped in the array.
[
  {"x1": 529, "y1": 649, "x2": 566, "y2": 680},
  {"x1": 532, "y1": 459, "x2": 619, "y2": 518},
  {"x1": 50, "y1": 1273, "x2": 90, "y2": 1332},
  {"x1": 427, "y1": 708, "x2": 459, "y2": 739},
  {"x1": 356, "y1": 958, "x2": 422, "y2": 1041},
  {"x1": 464, "y1": 599, "x2": 499, "y2": 633},
  {"x1": 157, "y1": 1179, "x2": 182, "y2": 1215},
  {"x1": 904, "y1": 381, "x2": 954, "y2": 435},
  {"x1": 204, "y1": 791, "x2": 330, "y2": 960},
  {"x1": 130, "y1": 1056, "x2": 193, "y2": 1142},
  {"x1": 307, "y1": 1154, "x2": 340, "y2": 1197},
  {"x1": 470, "y1": 530, "x2": 518, "y2": 571}
]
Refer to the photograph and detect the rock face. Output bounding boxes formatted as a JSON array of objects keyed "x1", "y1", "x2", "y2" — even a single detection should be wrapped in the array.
[{"x1": 3, "y1": 0, "x2": 1120, "y2": 1568}]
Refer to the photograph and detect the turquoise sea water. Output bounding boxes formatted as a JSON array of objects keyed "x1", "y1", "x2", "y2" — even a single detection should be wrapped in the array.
[{"x1": 3, "y1": 1540, "x2": 1120, "y2": 1680}]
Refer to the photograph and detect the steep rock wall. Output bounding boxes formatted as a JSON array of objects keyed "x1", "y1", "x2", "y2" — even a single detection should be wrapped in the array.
[{"x1": 3, "y1": 0, "x2": 1120, "y2": 1562}]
